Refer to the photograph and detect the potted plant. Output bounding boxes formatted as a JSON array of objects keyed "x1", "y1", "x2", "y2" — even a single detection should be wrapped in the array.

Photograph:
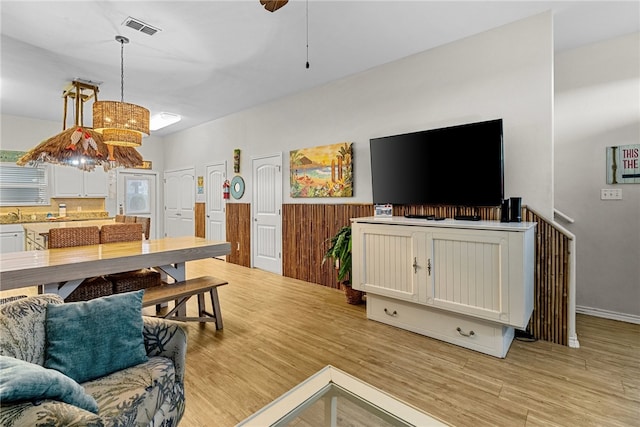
[{"x1": 322, "y1": 225, "x2": 363, "y2": 304}]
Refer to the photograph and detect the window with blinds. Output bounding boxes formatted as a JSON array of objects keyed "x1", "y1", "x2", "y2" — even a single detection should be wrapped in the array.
[{"x1": 0, "y1": 163, "x2": 50, "y2": 206}]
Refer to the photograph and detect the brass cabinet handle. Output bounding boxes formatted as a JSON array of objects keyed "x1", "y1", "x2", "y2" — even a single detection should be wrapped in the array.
[
  {"x1": 456, "y1": 327, "x2": 475, "y2": 337},
  {"x1": 412, "y1": 257, "x2": 418, "y2": 273},
  {"x1": 384, "y1": 308, "x2": 397, "y2": 317}
]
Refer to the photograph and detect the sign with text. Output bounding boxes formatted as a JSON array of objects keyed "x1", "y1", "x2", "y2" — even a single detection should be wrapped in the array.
[{"x1": 607, "y1": 144, "x2": 639, "y2": 184}]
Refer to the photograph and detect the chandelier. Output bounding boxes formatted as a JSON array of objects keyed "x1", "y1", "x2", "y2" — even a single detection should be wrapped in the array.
[
  {"x1": 92, "y1": 35, "x2": 149, "y2": 147},
  {"x1": 17, "y1": 80, "x2": 143, "y2": 171}
]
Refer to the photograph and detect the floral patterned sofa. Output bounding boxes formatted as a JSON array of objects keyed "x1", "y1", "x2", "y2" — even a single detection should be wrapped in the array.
[{"x1": 0, "y1": 293, "x2": 188, "y2": 427}]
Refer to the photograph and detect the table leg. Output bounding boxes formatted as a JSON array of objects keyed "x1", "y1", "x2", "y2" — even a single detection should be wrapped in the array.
[
  {"x1": 155, "y1": 262, "x2": 187, "y2": 316},
  {"x1": 43, "y1": 279, "x2": 83, "y2": 300}
]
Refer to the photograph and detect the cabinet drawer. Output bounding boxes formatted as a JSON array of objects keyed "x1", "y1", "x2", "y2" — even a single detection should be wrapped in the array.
[{"x1": 367, "y1": 295, "x2": 514, "y2": 358}]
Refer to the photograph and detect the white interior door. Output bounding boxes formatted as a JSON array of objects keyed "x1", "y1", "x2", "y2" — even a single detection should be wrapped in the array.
[
  {"x1": 116, "y1": 170, "x2": 158, "y2": 239},
  {"x1": 164, "y1": 167, "x2": 195, "y2": 237},
  {"x1": 252, "y1": 153, "x2": 282, "y2": 274},
  {"x1": 206, "y1": 162, "x2": 227, "y2": 243}
]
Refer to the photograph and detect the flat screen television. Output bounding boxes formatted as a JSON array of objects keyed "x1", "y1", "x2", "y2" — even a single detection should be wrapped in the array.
[{"x1": 370, "y1": 118, "x2": 504, "y2": 207}]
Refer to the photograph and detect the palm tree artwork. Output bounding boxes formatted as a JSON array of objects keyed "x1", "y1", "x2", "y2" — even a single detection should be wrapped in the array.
[{"x1": 289, "y1": 142, "x2": 353, "y2": 198}]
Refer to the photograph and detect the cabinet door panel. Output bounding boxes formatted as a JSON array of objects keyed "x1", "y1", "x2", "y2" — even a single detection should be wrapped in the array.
[
  {"x1": 428, "y1": 230, "x2": 509, "y2": 323},
  {"x1": 83, "y1": 169, "x2": 108, "y2": 197},
  {"x1": 0, "y1": 232, "x2": 25, "y2": 254},
  {"x1": 52, "y1": 167, "x2": 83, "y2": 197},
  {"x1": 353, "y1": 224, "x2": 426, "y2": 302}
]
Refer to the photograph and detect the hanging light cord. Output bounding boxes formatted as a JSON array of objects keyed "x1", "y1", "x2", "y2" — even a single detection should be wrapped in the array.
[
  {"x1": 120, "y1": 38, "x2": 125, "y2": 102},
  {"x1": 115, "y1": 35, "x2": 130, "y2": 102},
  {"x1": 305, "y1": 0, "x2": 309, "y2": 69}
]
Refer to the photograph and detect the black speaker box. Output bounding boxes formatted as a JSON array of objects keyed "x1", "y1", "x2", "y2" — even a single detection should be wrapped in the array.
[
  {"x1": 510, "y1": 197, "x2": 522, "y2": 223},
  {"x1": 500, "y1": 199, "x2": 510, "y2": 222}
]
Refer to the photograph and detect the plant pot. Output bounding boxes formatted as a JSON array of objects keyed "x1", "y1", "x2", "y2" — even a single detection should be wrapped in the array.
[{"x1": 341, "y1": 282, "x2": 364, "y2": 305}]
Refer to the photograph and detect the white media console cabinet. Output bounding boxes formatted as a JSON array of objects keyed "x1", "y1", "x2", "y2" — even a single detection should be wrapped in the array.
[{"x1": 351, "y1": 217, "x2": 536, "y2": 358}]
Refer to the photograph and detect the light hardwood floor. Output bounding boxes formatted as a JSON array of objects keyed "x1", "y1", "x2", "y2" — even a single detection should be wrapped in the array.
[{"x1": 4, "y1": 259, "x2": 639, "y2": 426}]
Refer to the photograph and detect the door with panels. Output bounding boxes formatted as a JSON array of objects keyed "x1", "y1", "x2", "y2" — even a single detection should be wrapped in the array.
[
  {"x1": 426, "y1": 228, "x2": 510, "y2": 324},
  {"x1": 352, "y1": 223, "x2": 427, "y2": 303},
  {"x1": 251, "y1": 153, "x2": 282, "y2": 275},
  {"x1": 206, "y1": 162, "x2": 226, "y2": 244},
  {"x1": 164, "y1": 168, "x2": 195, "y2": 237}
]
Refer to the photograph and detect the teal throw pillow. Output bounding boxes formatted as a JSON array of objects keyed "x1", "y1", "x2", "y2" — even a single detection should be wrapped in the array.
[
  {"x1": 44, "y1": 290, "x2": 148, "y2": 384},
  {"x1": 0, "y1": 355, "x2": 99, "y2": 413}
]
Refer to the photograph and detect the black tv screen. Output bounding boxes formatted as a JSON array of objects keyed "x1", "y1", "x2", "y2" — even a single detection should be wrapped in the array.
[{"x1": 370, "y1": 119, "x2": 504, "y2": 206}]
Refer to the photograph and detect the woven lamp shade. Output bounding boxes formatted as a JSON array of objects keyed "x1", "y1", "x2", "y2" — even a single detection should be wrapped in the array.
[
  {"x1": 93, "y1": 100, "x2": 149, "y2": 147},
  {"x1": 102, "y1": 128, "x2": 143, "y2": 147}
]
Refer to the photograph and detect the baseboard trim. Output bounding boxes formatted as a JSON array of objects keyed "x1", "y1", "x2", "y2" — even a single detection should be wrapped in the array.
[{"x1": 576, "y1": 305, "x2": 640, "y2": 325}]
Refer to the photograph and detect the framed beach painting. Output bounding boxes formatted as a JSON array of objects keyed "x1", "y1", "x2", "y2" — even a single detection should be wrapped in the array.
[{"x1": 290, "y1": 142, "x2": 353, "y2": 198}]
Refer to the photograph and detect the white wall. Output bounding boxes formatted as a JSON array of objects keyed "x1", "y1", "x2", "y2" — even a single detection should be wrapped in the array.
[
  {"x1": 555, "y1": 32, "x2": 640, "y2": 319},
  {"x1": 164, "y1": 12, "x2": 554, "y2": 218}
]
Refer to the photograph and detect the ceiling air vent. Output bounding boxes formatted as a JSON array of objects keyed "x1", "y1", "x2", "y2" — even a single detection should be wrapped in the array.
[{"x1": 123, "y1": 17, "x2": 161, "y2": 36}]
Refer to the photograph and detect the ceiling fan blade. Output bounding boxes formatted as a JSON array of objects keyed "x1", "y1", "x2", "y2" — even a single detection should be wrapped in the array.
[{"x1": 260, "y1": 0, "x2": 288, "y2": 12}]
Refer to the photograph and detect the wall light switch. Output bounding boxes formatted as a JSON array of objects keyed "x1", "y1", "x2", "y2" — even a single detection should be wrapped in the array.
[{"x1": 601, "y1": 188, "x2": 622, "y2": 200}]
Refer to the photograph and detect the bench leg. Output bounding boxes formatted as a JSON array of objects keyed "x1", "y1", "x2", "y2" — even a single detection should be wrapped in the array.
[
  {"x1": 197, "y1": 293, "x2": 206, "y2": 324},
  {"x1": 210, "y1": 288, "x2": 223, "y2": 330}
]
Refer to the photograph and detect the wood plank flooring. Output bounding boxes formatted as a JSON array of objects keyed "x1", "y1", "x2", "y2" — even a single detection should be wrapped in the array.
[{"x1": 2, "y1": 259, "x2": 638, "y2": 426}]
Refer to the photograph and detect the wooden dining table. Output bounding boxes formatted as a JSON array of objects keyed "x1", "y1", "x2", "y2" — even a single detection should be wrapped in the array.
[{"x1": 0, "y1": 236, "x2": 231, "y2": 299}]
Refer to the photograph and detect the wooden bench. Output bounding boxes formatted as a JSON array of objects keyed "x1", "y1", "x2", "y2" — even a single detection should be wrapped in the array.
[{"x1": 142, "y1": 276, "x2": 228, "y2": 329}]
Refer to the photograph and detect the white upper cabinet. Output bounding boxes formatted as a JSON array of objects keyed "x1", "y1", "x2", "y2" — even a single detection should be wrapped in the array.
[{"x1": 52, "y1": 167, "x2": 108, "y2": 198}]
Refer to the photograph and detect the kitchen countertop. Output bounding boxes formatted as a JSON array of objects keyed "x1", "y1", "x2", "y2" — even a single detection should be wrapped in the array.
[{"x1": 1, "y1": 212, "x2": 111, "y2": 225}]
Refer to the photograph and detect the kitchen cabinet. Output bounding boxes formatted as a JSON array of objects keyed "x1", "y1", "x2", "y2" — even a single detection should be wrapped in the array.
[
  {"x1": 52, "y1": 166, "x2": 108, "y2": 198},
  {"x1": 351, "y1": 217, "x2": 536, "y2": 358},
  {"x1": 0, "y1": 224, "x2": 25, "y2": 254},
  {"x1": 25, "y1": 229, "x2": 46, "y2": 250}
]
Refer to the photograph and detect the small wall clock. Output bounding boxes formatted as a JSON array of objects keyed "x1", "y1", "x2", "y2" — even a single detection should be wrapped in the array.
[{"x1": 230, "y1": 175, "x2": 245, "y2": 199}]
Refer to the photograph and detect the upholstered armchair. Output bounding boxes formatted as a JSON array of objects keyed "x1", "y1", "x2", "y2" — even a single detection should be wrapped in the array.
[{"x1": 0, "y1": 293, "x2": 188, "y2": 426}]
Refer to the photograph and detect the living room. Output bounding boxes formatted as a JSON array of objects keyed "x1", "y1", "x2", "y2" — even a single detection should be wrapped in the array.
[{"x1": 0, "y1": 2, "x2": 638, "y2": 426}]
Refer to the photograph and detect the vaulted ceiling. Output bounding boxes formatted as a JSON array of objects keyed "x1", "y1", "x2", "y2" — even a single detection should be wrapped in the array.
[{"x1": 1, "y1": 1, "x2": 638, "y2": 137}]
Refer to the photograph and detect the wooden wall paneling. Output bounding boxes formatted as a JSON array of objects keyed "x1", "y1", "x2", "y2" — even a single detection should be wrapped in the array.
[
  {"x1": 226, "y1": 203, "x2": 251, "y2": 267},
  {"x1": 282, "y1": 204, "x2": 372, "y2": 290},
  {"x1": 523, "y1": 207, "x2": 570, "y2": 345},
  {"x1": 280, "y1": 203, "x2": 570, "y2": 345},
  {"x1": 195, "y1": 202, "x2": 206, "y2": 238}
]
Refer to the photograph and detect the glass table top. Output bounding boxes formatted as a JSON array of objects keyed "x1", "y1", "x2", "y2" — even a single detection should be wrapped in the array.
[{"x1": 236, "y1": 365, "x2": 448, "y2": 427}]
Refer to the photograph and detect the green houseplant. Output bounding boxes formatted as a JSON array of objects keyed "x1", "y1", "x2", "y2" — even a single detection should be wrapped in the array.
[{"x1": 322, "y1": 225, "x2": 363, "y2": 304}]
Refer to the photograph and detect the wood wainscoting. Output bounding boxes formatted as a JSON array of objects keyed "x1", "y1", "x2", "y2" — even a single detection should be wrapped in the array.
[
  {"x1": 195, "y1": 202, "x2": 251, "y2": 267},
  {"x1": 283, "y1": 204, "x2": 372, "y2": 290},
  {"x1": 226, "y1": 203, "x2": 251, "y2": 267},
  {"x1": 202, "y1": 201, "x2": 570, "y2": 345},
  {"x1": 524, "y1": 207, "x2": 571, "y2": 345},
  {"x1": 195, "y1": 202, "x2": 206, "y2": 238},
  {"x1": 282, "y1": 203, "x2": 571, "y2": 346}
]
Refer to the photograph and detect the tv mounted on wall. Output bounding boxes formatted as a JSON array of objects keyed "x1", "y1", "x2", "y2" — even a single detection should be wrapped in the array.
[{"x1": 370, "y1": 118, "x2": 504, "y2": 207}]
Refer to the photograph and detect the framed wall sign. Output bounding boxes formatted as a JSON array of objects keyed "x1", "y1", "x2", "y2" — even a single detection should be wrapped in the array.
[{"x1": 607, "y1": 144, "x2": 639, "y2": 184}]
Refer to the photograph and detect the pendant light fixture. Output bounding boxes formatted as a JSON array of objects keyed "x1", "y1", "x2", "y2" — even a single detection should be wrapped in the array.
[
  {"x1": 93, "y1": 35, "x2": 149, "y2": 147},
  {"x1": 17, "y1": 80, "x2": 143, "y2": 171}
]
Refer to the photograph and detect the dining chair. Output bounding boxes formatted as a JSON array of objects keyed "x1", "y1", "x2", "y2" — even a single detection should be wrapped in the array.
[
  {"x1": 47, "y1": 226, "x2": 112, "y2": 302},
  {"x1": 48, "y1": 226, "x2": 100, "y2": 248},
  {"x1": 124, "y1": 215, "x2": 137, "y2": 224},
  {"x1": 99, "y1": 223, "x2": 143, "y2": 243},
  {"x1": 115, "y1": 214, "x2": 126, "y2": 223},
  {"x1": 100, "y1": 223, "x2": 162, "y2": 294},
  {"x1": 135, "y1": 217, "x2": 151, "y2": 240}
]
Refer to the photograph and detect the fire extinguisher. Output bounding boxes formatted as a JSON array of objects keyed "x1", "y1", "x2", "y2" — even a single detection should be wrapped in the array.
[{"x1": 223, "y1": 180, "x2": 230, "y2": 199}]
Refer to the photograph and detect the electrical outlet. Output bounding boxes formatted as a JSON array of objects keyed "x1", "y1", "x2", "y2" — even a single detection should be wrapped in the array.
[{"x1": 601, "y1": 189, "x2": 622, "y2": 200}]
